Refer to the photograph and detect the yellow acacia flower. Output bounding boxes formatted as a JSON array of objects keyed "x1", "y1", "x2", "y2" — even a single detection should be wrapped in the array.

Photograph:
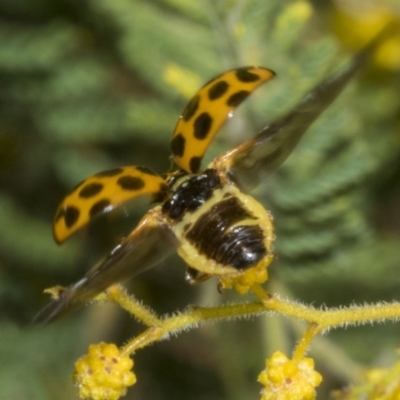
[
  {"x1": 219, "y1": 253, "x2": 274, "y2": 294},
  {"x1": 73, "y1": 342, "x2": 136, "y2": 400},
  {"x1": 333, "y1": 356, "x2": 400, "y2": 399},
  {"x1": 333, "y1": 1, "x2": 400, "y2": 70},
  {"x1": 163, "y1": 63, "x2": 201, "y2": 99},
  {"x1": 258, "y1": 351, "x2": 322, "y2": 400}
]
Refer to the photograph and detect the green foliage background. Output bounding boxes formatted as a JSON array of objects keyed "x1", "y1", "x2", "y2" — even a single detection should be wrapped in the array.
[{"x1": 0, "y1": 0, "x2": 399, "y2": 399}]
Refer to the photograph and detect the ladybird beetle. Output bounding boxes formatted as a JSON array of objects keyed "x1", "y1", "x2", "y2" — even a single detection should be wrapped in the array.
[{"x1": 35, "y1": 44, "x2": 375, "y2": 323}]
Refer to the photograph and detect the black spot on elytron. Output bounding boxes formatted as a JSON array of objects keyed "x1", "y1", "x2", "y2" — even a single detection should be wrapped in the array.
[
  {"x1": 95, "y1": 168, "x2": 124, "y2": 177},
  {"x1": 79, "y1": 182, "x2": 104, "y2": 198},
  {"x1": 194, "y1": 112, "x2": 212, "y2": 140},
  {"x1": 136, "y1": 166, "x2": 157, "y2": 176},
  {"x1": 171, "y1": 134, "x2": 186, "y2": 157},
  {"x1": 208, "y1": 80, "x2": 229, "y2": 100},
  {"x1": 117, "y1": 175, "x2": 145, "y2": 191},
  {"x1": 189, "y1": 156, "x2": 201, "y2": 173},
  {"x1": 182, "y1": 94, "x2": 200, "y2": 121},
  {"x1": 63, "y1": 206, "x2": 80, "y2": 228},
  {"x1": 227, "y1": 90, "x2": 250, "y2": 107},
  {"x1": 89, "y1": 199, "x2": 111, "y2": 219},
  {"x1": 235, "y1": 68, "x2": 260, "y2": 83},
  {"x1": 159, "y1": 182, "x2": 168, "y2": 192},
  {"x1": 70, "y1": 179, "x2": 86, "y2": 193},
  {"x1": 151, "y1": 182, "x2": 168, "y2": 204}
]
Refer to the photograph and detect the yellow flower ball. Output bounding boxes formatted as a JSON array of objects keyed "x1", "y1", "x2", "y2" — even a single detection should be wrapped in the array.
[
  {"x1": 219, "y1": 253, "x2": 273, "y2": 294},
  {"x1": 258, "y1": 351, "x2": 322, "y2": 400},
  {"x1": 333, "y1": 3, "x2": 400, "y2": 70},
  {"x1": 73, "y1": 342, "x2": 136, "y2": 400}
]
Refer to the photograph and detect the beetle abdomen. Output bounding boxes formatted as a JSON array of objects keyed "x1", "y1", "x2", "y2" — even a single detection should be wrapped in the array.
[
  {"x1": 173, "y1": 183, "x2": 274, "y2": 277},
  {"x1": 185, "y1": 196, "x2": 266, "y2": 269}
]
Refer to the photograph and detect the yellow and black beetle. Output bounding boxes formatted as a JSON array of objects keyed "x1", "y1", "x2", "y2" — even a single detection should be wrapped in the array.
[{"x1": 35, "y1": 42, "x2": 376, "y2": 323}]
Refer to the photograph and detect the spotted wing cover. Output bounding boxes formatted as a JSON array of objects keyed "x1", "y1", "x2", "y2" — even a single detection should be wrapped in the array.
[
  {"x1": 54, "y1": 166, "x2": 167, "y2": 243},
  {"x1": 35, "y1": 210, "x2": 178, "y2": 323},
  {"x1": 171, "y1": 66, "x2": 275, "y2": 173},
  {"x1": 215, "y1": 42, "x2": 379, "y2": 191}
]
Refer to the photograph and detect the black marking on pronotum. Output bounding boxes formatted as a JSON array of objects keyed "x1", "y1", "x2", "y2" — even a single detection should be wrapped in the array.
[
  {"x1": 208, "y1": 80, "x2": 229, "y2": 100},
  {"x1": 185, "y1": 196, "x2": 266, "y2": 269},
  {"x1": 193, "y1": 112, "x2": 212, "y2": 140},
  {"x1": 117, "y1": 176, "x2": 145, "y2": 191},
  {"x1": 166, "y1": 169, "x2": 188, "y2": 189},
  {"x1": 63, "y1": 206, "x2": 80, "y2": 228},
  {"x1": 136, "y1": 166, "x2": 158, "y2": 176},
  {"x1": 189, "y1": 156, "x2": 202, "y2": 173},
  {"x1": 79, "y1": 182, "x2": 104, "y2": 198},
  {"x1": 235, "y1": 68, "x2": 260, "y2": 83},
  {"x1": 182, "y1": 94, "x2": 200, "y2": 121},
  {"x1": 171, "y1": 134, "x2": 186, "y2": 157},
  {"x1": 95, "y1": 168, "x2": 124, "y2": 177},
  {"x1": 227, "y1": 90, "x2": 250, "y2": 107},
  {"x1": 89, "y1": 199, "x2": 111, "y2": 218},
  {"x1": 162, "y1": 169, "x2": 221, "y2": 220}
]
